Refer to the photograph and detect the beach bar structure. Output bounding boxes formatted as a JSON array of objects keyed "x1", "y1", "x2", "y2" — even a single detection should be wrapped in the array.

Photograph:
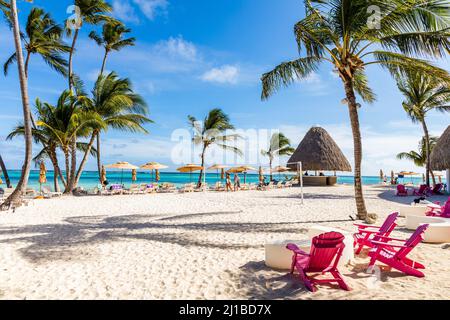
[
  {"x1": 287, "y1": 126, "x2": 351, "y2": 186},
  {"x1": 430, "y1": 125, "x2": 450, "y2": 193}
]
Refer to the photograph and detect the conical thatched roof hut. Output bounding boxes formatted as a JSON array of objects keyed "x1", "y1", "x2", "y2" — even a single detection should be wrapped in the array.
[
  {"x1": 430, "y1": 125, "x2": 450, "y2": 171},
  {"x1": 288, "y1": 126, "x2": 352, "y2": 172}
]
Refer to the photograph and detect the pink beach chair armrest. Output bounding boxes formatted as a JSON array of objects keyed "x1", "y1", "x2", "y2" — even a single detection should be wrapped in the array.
[
  {"x1": 375, "y1": 235, "x2": 406, "y2": 242},
  {"x1": 370, "y1": 240, "x2": 406, "y2": 249},
  {"x1": 354, "y1": 223, "x2": 382, "y2": 230},
  {"x1": 286, "y1": 243, "x2": 310, "y2": 256}
]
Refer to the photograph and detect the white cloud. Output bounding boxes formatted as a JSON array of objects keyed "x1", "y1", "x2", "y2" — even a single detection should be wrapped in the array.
[
  {"x1": 154, "y1": 36, "x2": 198, "y2": 61},
  {"x1": 113, "y1": 0, "x2": 140, "y2": 23},
  {"x1": 201, "y1": 65, "x2": 240, "y2": 84},
  {"x1": 133, "y1": 0, "x2": 169, "y2": 20},
  {"x1": 86, "y1": 69, "x2": 111, "y2": 81}
]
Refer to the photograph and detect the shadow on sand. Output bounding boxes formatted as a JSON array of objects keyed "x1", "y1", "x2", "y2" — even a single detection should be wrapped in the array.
[{"x1": 0, "y1": 212, "x2": 314, "y2": 264}]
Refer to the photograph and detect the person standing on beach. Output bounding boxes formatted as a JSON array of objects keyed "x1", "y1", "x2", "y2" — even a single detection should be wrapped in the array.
[
  {"x1": 226, "y1": 173, "x2": 232, "y2": 192},
  {"x1": 234, "y1": 173, "x2": 241, "y2": 191}
]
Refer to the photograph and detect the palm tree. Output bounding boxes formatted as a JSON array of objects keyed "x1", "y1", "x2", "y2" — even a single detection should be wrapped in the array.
[
  {"x1": 88, "y1": 21, "x2": 136, "y2": 179},
  {"x1": 397, "y1": 136, "x2": 439, "y2": 184},
  {"x1": 395, "y1": 71, "x2": 450, "y2": 186},
  {"x1": 36, "y1": 90, "x2": 102, "y2": 193},
  {"x1": 1, "y1": 0, "x2": 33, "y2": 210},
  {"x1": 188, "y1": 109, "x2": 242, "y2": 188},
  {"x1": 66, "y1": 0, "x2": 112, "y2": 91},
  {"x1": 0, "y1": 154, "x2": 12, "y2": 188},
  {"x1": 261, "y1": 133, "x2": 295, "y2": 181},
  {"x1": 261, "y1": 0, "x2": 450, "y2": 220},
  {"x1": 4, "y1": 7, "x2": 70, "y2": 78},
  {"x1": 397, "y1": 136, "x2": 438, "y2": 167},
  {"x1": 89, "y1": 20, "x2": 135, "y2": 75},
  {"x1": 76, "y1": 72, "x2": 151, "y2": 185}
]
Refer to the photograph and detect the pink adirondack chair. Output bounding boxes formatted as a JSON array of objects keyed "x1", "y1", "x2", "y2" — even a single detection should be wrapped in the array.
[
  {"x1": 353, "y1": 212, "x2": 399, "y2": 255},
  {"x1": 286, "y1": 232, "x2": 351, "y2": 292},
  {"x1": 426, "y1": 197, "x2": 450, "y2": 218},
  {"x1": 413, "y1": 184, "x2": 431, "y2": 197},
  {"x1": 431, "y1": 183, "x2": 444, "y2": 195},
  {"x1": 368, "y1": 224, "x2": 429, "y2": 278},
  {"x1": 396, "y1": 184, "x2": 408, "y2": 196}
]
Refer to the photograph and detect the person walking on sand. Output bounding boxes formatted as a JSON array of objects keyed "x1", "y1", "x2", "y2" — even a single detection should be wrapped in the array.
[
  {"x1": 234, "y1": 173, "x2": 241, "y2": 191},
  {"x1": 226, "y1": 173, "x2": 232, "y2": 192}
]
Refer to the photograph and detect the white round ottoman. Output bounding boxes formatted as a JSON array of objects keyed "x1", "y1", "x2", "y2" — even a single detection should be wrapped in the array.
[
  {"x1": 406, "y1": 215, "x2": 450, "y2": 243},
  {"x1": 265, "y1": 240, "x2": 309, "y2": 270},
  {"x1": 398, "y1": 204, "x2": 429, "y2": 218}
]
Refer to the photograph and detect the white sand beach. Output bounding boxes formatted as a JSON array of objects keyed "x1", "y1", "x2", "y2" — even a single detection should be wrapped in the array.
[{"x1": 0, "y1": 185, "x2": 449, "y2": 300}]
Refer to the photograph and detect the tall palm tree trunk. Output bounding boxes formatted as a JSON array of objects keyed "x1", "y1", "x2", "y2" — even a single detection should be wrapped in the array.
[
  {"x1": 75, "y1": 133, "x2": 97, "y2": 185},
  {"x1": 2, "y1": 0, "x2": 33, "y2": 210},
  {"x1": 197, "y1": 146, "x2": 206, "y2": 188},
  {"x1": 100, "y1": 50, "x2": 109, "y2": 75},
  {"x1": 0, "y1": 154, "x2": 12, "y2": 188},
  {"x1": 68, "y1": 138, "x2": 77, "y2": 191},
  {"x1": 344, "y1": 80, "x2": 368, "y2": 220},
  {"x1": 421, "y1": 120, "x2": 433, "y2": 187},
  {"x1": 269, "y1": 157, "x2": 273, "y2": 182},
  {"x1": 96, "y1": 133, "x2": 102, "y2": 182},
  {"x1": 48, "y1": 150, "x2": 62, "y2": 192},
  {"x1": 63, "y1": 148, "x2": 71, "y2": 194},
  {"x1": 68, "y1": 28, "x2": 79, "y2": 92}
]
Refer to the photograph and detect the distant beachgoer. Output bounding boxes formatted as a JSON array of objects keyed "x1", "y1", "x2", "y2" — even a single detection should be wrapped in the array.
[
  {"x1": 319, "y1": 172, "x2": 325, "y2": 176},
  {"x1": 304, "y1": 171, "x2": 309, "y2": 176},
  {"x1": 226, "y1": 173, "x2": 232, "y2": 192},
  {"x1": 234, "y1": 174, "x2": 241, "y2": 191}
]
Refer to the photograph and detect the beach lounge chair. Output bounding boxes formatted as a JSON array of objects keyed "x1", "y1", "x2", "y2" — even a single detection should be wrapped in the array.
[
  {"x1": 158, "y1": 183, "x2": 176, "y2": 193},
  {"x1": 286, "y1": 232, "x2": 350, "y2": 292},
  {"x1": 42, "y1": 186, "x2": 63, "y2": 198},
  {"x1": 413, "y1": 184, "x2": 431, "y2": 197},
  {"x1": 431, "y1": 183, "x2": 444, "y2": 195},
  {"x1": 249, "y1": 183, "x2": 257, "y2": 190},
  {"x1": 179, "y1": 183, "x2": 195, "y2": 193},
  {"x1": 396, "y1": 184, "x2": 409, "y2": 196},
  {"x1": 213, "y1": 182, "x2": 225, "y2": 192},
  {"x1": 276, "y1": 181, "x2": 283, "y2": 189},
  {"x1": 240, "y1": 183, "x2": 249, "y2": 191},
  {"x1": 284, "y1": 181, "x2": 293, "y2": 188},
  {"x1": 353, "y1": 212, "x2": 399, "y2": 255},
  {"x1": 426, "y1": 198, "x2": 450, "y2": 218},
  {"x1": 368, "y1": 224, "x2": 429, "y2": 278},
  {"x1": 126, "y1": 184, "x2": 142, "y2": 195}
]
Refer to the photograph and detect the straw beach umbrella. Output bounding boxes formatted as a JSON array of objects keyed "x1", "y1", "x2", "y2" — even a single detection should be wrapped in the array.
[
  {"x1": 259, "y1": 166, "x2": 264, "y2": 183},
  {"x1": 274, "y1": 166, "x2": 291, "y2": 180},
  {"x1": 240, "y1": 166, "x2": 256, "y2": 184},
  {"x1": 140, "y1": 162, "x2": 168, "y2": 182},
  {"x1": 100, "y1": 165, "x2": 107, "y2": 185},
  {"x1": 430, "y1": 126, "x2": 450, "y2": 193},
  {"x1": 39, "y1": 162, "x2": 47, "y2": 194},
  {"x1": 287, "y1": 127, "x2": 351, "y2": 173},
  {"x1": 208, "y1": 165, "x2": 229, "y2": 180},
  {"x1": 228, "y1": 166, "x2": 256, "y2": 184},
  {"x1": 177, "y1": 164, "x2": 204, "y2": 183},
  {"x1": 105, "y1": 162, "x2": 139, "y2": 184}
]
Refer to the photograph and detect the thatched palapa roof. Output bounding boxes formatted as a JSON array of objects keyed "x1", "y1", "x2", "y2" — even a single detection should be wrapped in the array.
[
  {"x1": 430, "y1": 125, "x2": 450, "y2": 170},
  {"x1": 287, "y1": 126, "x2": 352, "y2": 172}
]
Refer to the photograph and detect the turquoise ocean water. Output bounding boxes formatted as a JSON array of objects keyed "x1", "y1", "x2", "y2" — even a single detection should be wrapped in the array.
[{"x1": 1, "y1": 170, "x2": 445, "y2": 191}]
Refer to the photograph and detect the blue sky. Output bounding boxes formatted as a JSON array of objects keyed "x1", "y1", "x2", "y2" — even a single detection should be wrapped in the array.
[{"x1": 0, "y1": 0, "x2": 449, "y2": 175}]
